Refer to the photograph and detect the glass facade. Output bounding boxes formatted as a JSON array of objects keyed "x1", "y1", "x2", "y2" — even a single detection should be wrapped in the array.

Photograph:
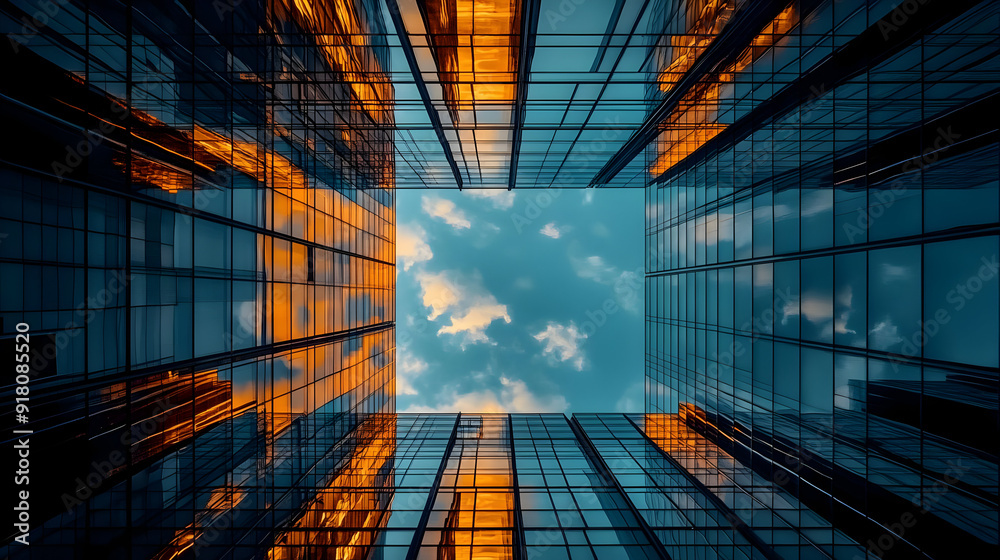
[
  {"x1": 1, "y1": 0, "x2": 396, "y2": 556},
  {"x1": 2, "y1": 0, "x2": 998, "y2": 558},
  {"x1": 644, "y1": 0, "x2": 1000, "y2": 557}
]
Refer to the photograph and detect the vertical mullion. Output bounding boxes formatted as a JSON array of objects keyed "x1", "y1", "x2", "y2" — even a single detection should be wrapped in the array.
[
  {"x1": 568, "y1": 415, "x2": 671, "y2": 560},
  {"x1": 508, "y1": 414, "x2": 527, "y2": 560},
  {"x1": 405, "y1": 413, "x2": 461, "y2": 560}
]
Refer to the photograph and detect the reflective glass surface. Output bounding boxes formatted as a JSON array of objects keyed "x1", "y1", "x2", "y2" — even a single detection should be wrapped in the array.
[{"x1": 1, "y1": 0, "x2": 998, "y2": 558}]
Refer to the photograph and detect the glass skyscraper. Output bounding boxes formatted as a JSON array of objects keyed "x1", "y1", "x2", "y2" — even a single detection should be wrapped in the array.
[
  {"x1": 1, "y1": 0, "x2": 396, "y2": 556},
  {"x1": 1, "y1": 0, "x2": 997, "y2": 559},
  {"x1": 643, "y1": 0, "x2": 999, "y2": 557}
]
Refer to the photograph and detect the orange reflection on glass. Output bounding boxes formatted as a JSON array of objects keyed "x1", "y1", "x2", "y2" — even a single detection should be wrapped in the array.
[
  {"x1": 440, "y1": 416, "x2": 514, "y2": 560},
  {"x1": 422, "y1": 0, "x2": 520, "y2": 120},
  {"x1": 260, "y1": 332, "x2": 392, "y2": 444},
  {"x1": 657, "y1": 0, "x2": 734, "y2": 93},
  {"x1": 649, "y1": 3, "x2": 797, "y2": 177},
  {"x1": 119, "y1": 99, "x2": 395, "y2": 263},
  {"x1": 151, "y1": 488, "x2": 247, "y2": 560},
  {"x1": 277, "y1": 0, "x2": 393, "y2": 121},
  {"x1": 267, "y1": 414, "x2": 397, "y2": 560},
  {"x1": 128, "y1": 368, "x2": 235, "y2": 465},
  {"x1": 644, "y1": 404, "x2": 738, "y2": 489},
  {"x1": 121, "y1": 108, "x2": 395, "y2": 351}
]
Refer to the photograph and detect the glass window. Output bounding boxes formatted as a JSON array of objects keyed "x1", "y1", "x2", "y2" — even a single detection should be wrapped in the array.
[
  {"x1": 800, "y1": 187, "x2": 832, "y2": 251},
  {"x1": 924, "y1": 236, "x2": 999, "y2": 368},
  {"x1": 801, "y1": 256, "x2": 833, "y2": 344},
  {"x1": 773, "y1": 186, "x2": 799, "y2": 255},
  {"x1": 774, "y1": 342, "x2": 799, "y2": 404},
  {"x1": 868, "y1": 246, "x2": 920, "y2": 355},
  {"x1": 801, "y1": 347, "x2": 832, "y2": 414},
  {"x1": 194, "y1": 217, "x2": 228, "y2": 269},
  {"x1": 774, "y1": 260, "x2": 799, "y2": 339},
  {"x1": 924, "y1": 146, "x2": 999, "y2": 233},
  {"x1": 834, "y1": 252, "x2": 866, "y2": 348}
]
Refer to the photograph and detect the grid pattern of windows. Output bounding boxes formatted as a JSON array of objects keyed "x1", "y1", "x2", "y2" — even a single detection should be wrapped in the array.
[
  {"x1": 6, "y1": 411, "x2": 874, "y2": 560},
  {"x1": 645, "y1": 0, "x2": 1000, "y2": 558},
  {"x1": 1, "y1": 0, "x2": 998, "y2": 558},
  {"x1": 1, "y1": 0, "x2": 395, "y2": 556},
  {"x1": 576, "y1": 414, "x2": 768, "y2": 560},
  {"x1": 513, "y1": 414, "x2": 664, "y2": 560}
]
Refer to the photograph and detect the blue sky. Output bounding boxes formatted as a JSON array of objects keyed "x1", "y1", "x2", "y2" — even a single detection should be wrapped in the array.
[{"x1": 395, "y1": 187, "x2": 645, "y2": 413}]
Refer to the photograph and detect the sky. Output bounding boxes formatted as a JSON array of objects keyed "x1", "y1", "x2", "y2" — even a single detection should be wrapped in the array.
[{"x1": 394, "y1": 187, "x2": 646, "y2": 413}]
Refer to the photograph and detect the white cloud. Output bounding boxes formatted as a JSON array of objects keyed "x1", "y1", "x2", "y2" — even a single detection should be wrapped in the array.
[
  {"x1": 881, "y1": 263, "x2": 912, "y2": 282},
  {"x1": 415, "y1": 270, "x2": 461, "y2": 320},
  {"x1": 421, "y1": 195, "x2": 471, "y2": 229},
  {"x1": 403, "y1": 389, "x2": 505, "y2": 413},
  {"x1": 396, "y1": 346, "x2": 428, "y2": 396},
  {"x1": 514, "y1": 277, "x2": 533, "y2": 290},
  {"x1": 781, "y1": 285, "x2": 858, "y2": 342},
  {"x1": 869, "y1": 319, "x2": 904, "y2": 350},
  {"x1": 835, "y1": 285, "x2": 858, "y2": 336},
  {"x1": 397, "y1": 223, "x2": 433, "y2": 271},
  {"x1": 402, "y1": 376, "x2": 568, "y2": 413},
  {"x1": 415, "y1": 270, "x2": 511, "y2": 347},
  {"x1": 800, "y1": 293, "x2": 833, "y2": 323},
  {"x1": 800, "y1": 190, "x2": 834, "y2": 217},
  {"x1": 540, "y1": 222, "x2": 562, "y2": 239},
  {"x1": 779, "y1": 295, "x2": 800, "y2": 326},
  {"x1": 592, "y1": 223, "x2": 609, "y2": 237},
  {"x1": 614, "y1": 270, "x2": 642, "y2": 313},
  {"x1": 438, "y1": 303, "x2": 512, "y2": 345},
  {"x1": 645, "y1": 202, "x2": 663, "y2": 221},
  {"x1": 465, "y1": 189, "x2": 516, "y2": 210},
  {"x1": 236, "y1": 301, "x2": 260, "y2": 338},
  {"x1": 533, "y1": 321, "x2": 587, "y2": 371},
  {"x1": 499, "y1": 377, "x2": 569, "y2": 412},
  {"x1": 571, "y1": 255, "x2": 620, "y2": 284},
  {"x1": 583, "y1": 190, "x2": 594, "y2": 205}
]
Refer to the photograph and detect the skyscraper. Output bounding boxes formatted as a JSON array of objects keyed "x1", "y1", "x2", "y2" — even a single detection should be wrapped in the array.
[
  {"x1": 1, "y1": 0, "x2": 396, "y2": 555},
  {"x1": 2, "y1": 0, "x2": 997, "y2": 558},
  {"x1": 643, "y1": 0, "x2": 1000, "y2": 557}
]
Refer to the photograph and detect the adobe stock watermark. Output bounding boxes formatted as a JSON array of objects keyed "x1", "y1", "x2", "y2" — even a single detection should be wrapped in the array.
[
  {"x1": 573, "y1": 242, "x2": 676, "y2": 340},
  {"x1": 51, "y1": 98, "x2": 130, "y2": 180},
  {"x1": 770, "y1": 414, "x2": 835, "y2": 488},
  {"x1": 523, "y1": 470, "x2": 612, "y2": 559},
  {"x1": 877, "y1": 0, "x2": 932, "y2": 40},
  {"x1": 887, "y1": 253, "x2": 997, "y2": 371},
  {"x1": 189, "y1": 502, "x2": 238, "y2": 556},
  {"x1": 28, "y1": 170, "x2": 232, "y2": 373},
  {"x1": 860, "y1": 459, "x2": 969, "y2": 558},
  {"x1": 731, "y1": 83, "x2": 830, "y2": 185},
  {"x1": 176, "y1": 167, "x2": 233, "y2": 224},
  {"x1": 6, "y1": 0, "x2": 70, "y2": 53},
  {"x1": 542, "y1": 0, "x2": 589, "y2": 31},
  {"x1": 577, "y1": 267, "x2": 643, "y2": 338},
  {"x1": 188, "y1": 422, "x2": 396, "y2": 555},
  {"x1": 210, "y1": 0, "x2": 246, "y2": 21}
]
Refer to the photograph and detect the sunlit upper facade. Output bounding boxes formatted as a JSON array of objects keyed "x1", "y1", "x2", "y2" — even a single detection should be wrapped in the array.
[{"x1": 1, "y1": 0, "x2": 998, "y2": 558}]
